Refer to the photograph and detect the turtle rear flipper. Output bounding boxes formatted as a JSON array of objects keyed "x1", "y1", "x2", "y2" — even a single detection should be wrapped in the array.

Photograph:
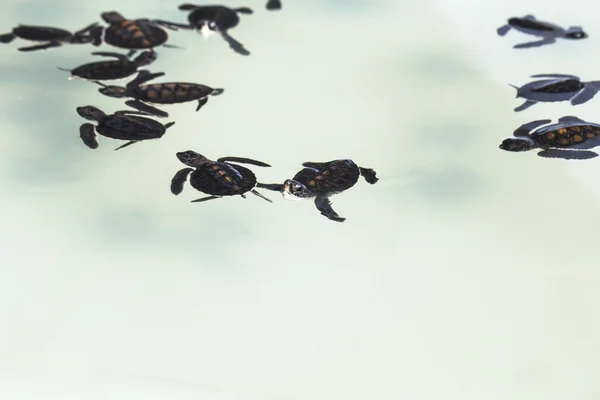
[
  {"x1": 251, "y1": 189, "x2": 272, "y2": 203},
  {"x1": 217, "y1": 156, "x2": 271, "y2": 167},
  {"x1": 220, "y1": 31, "x2": 250, "y2": 55},
  {"x1": 0, "y1": 33, "x2": 15, "y2": 43},
  {"x1": 256, "y1": 182, "x2": 284, "y2": 192},
  {"x1": 537, "y1": 149, "x2": 598, "y2": 160},
  {"x1": 18, "y1": 41, "x2": 61, "y2": 52},
  {"x1": 570, "y1": 86, "x2": 599, "y2": 105},
  {"x1": 191, "y1": 195, "x2": 220, "y2": 202},
  {"x1": 171, "y1": 168, "x2": 194, "y2": 195},
  {"x1": 496, "y1": 24, "x2": 511, "y2": 36},
  {"x1": 359, "y1": 167, "x2": 378, "y2": 184},
  {"x1": 80, "y1": 123, "x2": 99, "y2": 149},
  {"x1": 114, "y1": 140, "x2": 140, "y2": 151},
  {"x1": 315, "y1": 195, "x2": 345, "y2": 222},
  {"x1": 266, "y1": 0, "x2": 281, "y2": 10}
]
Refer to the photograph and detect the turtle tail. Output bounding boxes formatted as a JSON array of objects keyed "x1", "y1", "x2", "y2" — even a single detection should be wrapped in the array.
[{"x1": 359, "y1": 168, "x2": 378, "y2": 184}]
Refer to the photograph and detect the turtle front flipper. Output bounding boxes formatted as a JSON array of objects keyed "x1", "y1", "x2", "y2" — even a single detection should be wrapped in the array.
[
  {"x1": 151, "y1": 19, "x2": 193, "y2": 30},
  {"x1": 191, "y1": 195, "x2": 221, "y2": 202},
  {"x1": 217, "y1": 157, "x2": 271, "y2": 167},
  {"x1": 537, "y1": 149, "x2": 598, "y2": 160},
  {"x1": 513, "y1": 119, "x2": 552, "y2": 136},
  {"x1": 18, "y1": 41, "x2": 61, "y2": 52},
  {"x1": 558, "y1": 115, "x2": 586, "y2": 123},
  {"x1": 315, "y1": 195, "x2": 345, "y2": 222},
  {"x1": 233, "y1": 7, "x2": 253, "y2": 14},
  {"x1": 266, "y1": 0, "x2": 282, "y2": 10},
  {"x1": 513, "y1": 37, "x2": 556, "y2": 49},
  {"x1": 129, "y1": 70, "x2": 166, "y2": 86},
  {"x1": 125, "y1": 100, "x2": 169, "y2": 118},
  {"x1": 196, "y1": 98, "x2": 208, "y2": 111},
  {"x1": 0, "y1": 33, "x2": 16, "y2": 43},
  {"x1": 302, "y1": 161, "x2": 328, "y2": 169},
  {"x1": 514, "y1": 100, "x2": 537, "y2": 112},
  {"x1": 91, "y1": 51, "x2": 129, "y2": 61},
  {"x1": 171, "y1": 167, "x2": 194, "y2": 195},
  {"x1": 256, "y1": 182, "x2": 284, "y2": 192},
  {"x1": 114, "y1": 140, "x2": 139, "y2": 151},
  {"x1": 496, "y1": 24, "x2": 511, "y2": 36},
  {"x1": 179, "y1": 3, "x2": 201, "y2": 11},
  {"x1": 80, "y1": 123, "x2": 99, "y2": 149},
  {"x1": 359, "y1": 167, "x2": 379, "y2": 184},
  {"x1": 220, "y1": 31, "x2": 250, "y2": 56},
  {"x1": 531, "y1": 73, "x2": 579, "y2": 79},
  {"x1": 250, "y1": 189, "x2": 272, "y2": 203},
  {"x1": 570, "y1": 86, "x2": 599, "y2": 105}
]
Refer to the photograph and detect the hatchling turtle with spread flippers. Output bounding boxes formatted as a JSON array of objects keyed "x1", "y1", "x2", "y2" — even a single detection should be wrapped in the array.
[
  {"x1": 499, "y1": 116, "x2": 600, "y2": 160},
  {"x1": 59, "y1": 50, "x2": 157, "y2": 82},
  {"x1": 257, "y1": 159, "x2": 379, "y2": 222},
  {"x1": 510, "y1": 73, "x2": 600, "y2": 111},
  {"x1": 177, "y1": 3, "x2": 253, "y2": 56},
  {"x1": 170, "y1": 150, "x2": 273, "y2": 204},
  {"x1": 0, "y1": 22, "x2": 98, "y2": 52},
  {"x1": 96, "y1": 70, "x2": 224, "y2": 118},
  {"x1": 76, "y1": 105, "x2": 175, "y2": 150},
  {"x1": 497, "y1": 15, "x2": 587, "y2": 49},
  {"x1": 266, "y1": 0, "x2": 281, "y2": 10},
  {"x1": 87, "y1": 11, "x2": 182, "y2": 56}
]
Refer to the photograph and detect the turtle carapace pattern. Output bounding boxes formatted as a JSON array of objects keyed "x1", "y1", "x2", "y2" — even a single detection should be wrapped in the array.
[
  {"x1": 177, "y1": 3, "x2": 253, "y2": 56},
  {"x1": 257, "y1": 159, "x2": 379, "y2": 222},
  {"x1": 0, "y1": 23, "x2": 99, "y2": 51},
  {"x1": 497, "y1": 14, "x2": 587, "y2": 49},
  {"x1": 266, "y1": 0, "x2": 282, "y2": 10},
  {"x1": 96, "y1": 69, "x2": 224, "y2": 118},
  {"x1": 510, "y1": 74, "x2": 600, "y2": 111},
  {"x1": 499, "y1": 116, "x2": 600, "y2": 160},
  {"x1": 59, "y1": 50, "x2": 157, "y2": 82},
  {"x1": 87, "y1": 11, "x2": 183, "y2": 56},
  {"x1": 76, "y1": 105, "x2": 175, "y2": 150},
  {"x1": 170, "y1": 150, "x2": 273, "y2": 203}
]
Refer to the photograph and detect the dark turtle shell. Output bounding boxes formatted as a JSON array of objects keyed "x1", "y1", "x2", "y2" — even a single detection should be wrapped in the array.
[
  {"x1": 536, "y1": 124, "x2": 600, "y2": 147},
  {"x1": 12, "y1": 25, "x2": 72, "y2": 41},
  {"x1": 189, "y1": 162, "x2": 257, "y2": 196},
  {"x1": 97, "y1": 114, "x2": 167, "y2": 140},
  {"x1": 530, "y1": 79, "x2": 584, "y2": 94},
  {"x1": 104, "y1": 19, "x2": 168, "y2": 49},
  {"x1": 70, "y1": 60, "x2": 138, "y2": 81},
  {"x1": 133, "y1": 82, "x2": 216, "y2": 104},
  {"x1": 187, "y1": 6, "x2": 240, "y2": 30},
  {"x1": 293, "y1": 160, "x2": 360, "y2": 195},
  {"x1": 508, "y1": 17, "x2": 555, "y2": 31}
]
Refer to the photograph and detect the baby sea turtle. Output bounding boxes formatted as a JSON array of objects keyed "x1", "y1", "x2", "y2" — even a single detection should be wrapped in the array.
[
  {"x1": 76, "y1": 105, "x2": 175, "y2": 150},
  {"x1": 0, "y1": 22, "x2": 98, "y2": 51},
  {"x1": 178, "y1": 3, "x2": 253, "y2": 56},
  {"x1": 497, "y1": 15, "x2": 587, "y2": 48},
  {"x1": 96, "y1": 70, "x2": 224, "y2": 118},
  {"x1": 59, "y1": 51, "x2": 157, "y2": 82},
  {"x1": 88, "y1": 11, "x2": 181, "y2": 55},
  {"x1": 266, "y1": 0, "x2": 282, "y2": 10},
  {"x1": 499, "y1": 116, "x2": 600, "y2": 160},
  {"x1": 170, "y1": 150, "x2": 273, "y2": 203},
  {"x1": 257, "y1": 159, "x2": 379, "y2": 222},
  {"x1": 510, "y1": 74, "x2": 600, "y2": 112}
]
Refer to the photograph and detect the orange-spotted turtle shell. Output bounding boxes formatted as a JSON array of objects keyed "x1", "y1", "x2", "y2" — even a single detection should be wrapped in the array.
[
  {"x1": 70, "y1": 59, "x2": 139, "y2": 81},
  {"x1": 104, "y1": 19, "x2": 168, "y2": 49},
  {"x1": 189, "y1": 162, "x2": 257, "y2": 196},
  {"x1": 534, "y1": 122, "x2": 600, "y2": 148},
  {"x1": 133, "y1": 82, "x2": 216, "y2": 104},
  {"x1": 292, "y1": 159, "x2": 360, "y2": 195}
]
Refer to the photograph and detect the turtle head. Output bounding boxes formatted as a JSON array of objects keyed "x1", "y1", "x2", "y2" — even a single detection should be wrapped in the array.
[
  {"x1": 282, "y1": 179, "x2": 309, "y2": 200},
  {"x1": 564, "y1": 27, "x2": 587, "y2": 39},
  {"x1": 499, "y1": 137, "x2": 536, "y2": 152},
  {"x1": 177, "y1": 150, "x2": 210, "y2": 167},
  {"x1": 197, "y1": 20, "x2": 218, "y2": 39},
  {"x1": 101, "y1": 11, "x2": 125, "y2": 24},
  {"x1": 133, "y1": 50, "x2": 158, "y2": 67},
  {"x1": 76, "y1": 105, "x2": 106, "y2": 121},
  {"x1": 98, "y1": 84, "x2": 127, "y2": 98}
]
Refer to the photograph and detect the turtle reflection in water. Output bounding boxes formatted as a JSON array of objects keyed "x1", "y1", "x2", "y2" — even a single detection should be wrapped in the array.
[
  {"x1": 266, "y1": 0, "x2": 281, "y2": 10},
  {"x1": 257, "y1": 159, "x2": 379, "y2": 222},
  {"x1": 497, "y1": 14, "x2": 587, "y2": 49},
  {"x1": 510, "y1": 74, "x2": 600, "y2": 111},
  {"x1": 59, "y1": 51, "x2": 157, "y2": 82},
  {"x1": 96, "y1": 70, "x2": 224, "y2": 118},
  {"x1": 77, "y1": 106, "x2": 175, "y2": 150},
  {"x1": 170, "y1": 151, "x2": 273, "y2": 203},
  {"x1": 174, "y1": 3, "x2": 254, "y2": 56},
  {"x1": 87, "y1": 11, "x2": 183, "y2": 56},
  {"x1": 499, "y1": 116, "x2": 600, "y2": 160},
  {"x1": 0, "y1": 23, "x2": 98, "y2": 51}
]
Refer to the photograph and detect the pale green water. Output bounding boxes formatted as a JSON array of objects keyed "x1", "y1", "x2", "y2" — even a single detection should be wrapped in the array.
[{"x1": 0, "y1": 0, "x2": 599, "y2": 399}]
